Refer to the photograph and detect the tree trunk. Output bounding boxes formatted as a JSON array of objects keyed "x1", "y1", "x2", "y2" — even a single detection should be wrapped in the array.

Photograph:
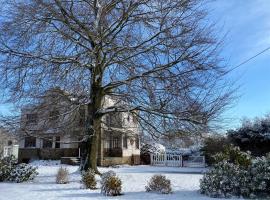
[
  {"x1": 88, "y1": 117, "x2": 101, "y2": 174},
  {"x1": 82, "y1": 82, "x2": 103, "y2": 174}
]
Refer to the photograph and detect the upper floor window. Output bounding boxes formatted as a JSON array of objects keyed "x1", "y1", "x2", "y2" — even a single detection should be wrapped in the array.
[
  {"x1": 8, "y1": 140, "x2": 12, "y2": 146},
  {"x1": 106, "y1": 113, "x2": 122, "y2": 128},
  {"x1": 26, "y1": 113, "x2": 38, "y2": 125},
  {"x1": 123, "y1": 134, "x2": 128, "y2": 149},
  {"x1": 79, "y1": 108, "x2": 85, "y2": 126},
  {"x1": 49, "y1": 110, "x2": 59, "y2": 121}
]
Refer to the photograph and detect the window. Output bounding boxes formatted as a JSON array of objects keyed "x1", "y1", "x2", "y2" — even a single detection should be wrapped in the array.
[
  {"x1": 79, "y1": 108, "x2": 85, "y2": 126},
  {"x1": 123, "y1": 134, "x2": 128, "y2": 149},
  {"x1": 104, "y1": 136, "x2": 121, "y2": 149},
  {"x1": 49, "y1": 110, "x2": 59, "y2": 121},
  {"x1": 8, "y1": 140, "x2": 12, "y2": 146},
  {"x1": 55, "y1": 136, "x2": 60, "y2": 148},
  {"x1": 25, "y1": 136, "x2": 36, "y2": 148},
  {"x1": 26, "y1": 113, "x2": 38, "y2": 125},
  {"x1": 42, "y1": 137, "x2": 52, "y2": 148},
  {"x1": 132, "y1": 115, "x2": 138, "y2": 124},
  {"x1": 135, "y1": 135, "x2": 140, "y2": 149},
  {"x1": 104, "y1": 134, "x2": 122, "y2": 157},
  {"x1": 106, "y1": 113, "x2": 122, "y2": 128}
]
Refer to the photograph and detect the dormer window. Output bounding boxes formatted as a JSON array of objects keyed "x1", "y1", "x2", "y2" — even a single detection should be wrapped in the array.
[{"x1": 26, "y1": 113, "x2": 38, "y2": 125}]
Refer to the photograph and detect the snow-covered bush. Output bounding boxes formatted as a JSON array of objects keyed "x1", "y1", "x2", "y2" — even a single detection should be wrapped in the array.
[
  {"x1": 249, "y1": 155, "x2": 270, "y2": 198},
  {"x1": 200, "y1": 161, "x2": 250, "y2": 198},
  {"x1": 213, "y1": 145, "x2": 251, "y2": 168},
  {"x1": 56, "y1": 167, "x2": 69, "y2": 184},
  {"x1": 0, "y1": 156, "x2": 16, "y2": 181},
  {"x1": 0, "y1": 156, "x2": 37, "y2": 183},
  {"x1": 82, "y1": 169, "x2": 97, "y2": 189},
  {"x1": 146, "y1": 174, "x2": 172, "y2": 194},
  {"x1": 201, "y1": 136, "x2": 231, "y2": 166},
  {"x1": 101, "y1": 171, "x2": 122, "y2": 196},
  {"x1": 8, "y1": 163, "x2": 38, "y2": 183},
  {"x1": 200, "y1": 147, "x2": 270, "y2": 198}
]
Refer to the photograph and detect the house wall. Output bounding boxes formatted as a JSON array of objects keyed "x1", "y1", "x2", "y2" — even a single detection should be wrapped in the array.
[{"x1": 19, "y1": 92, "x2": 141, "y2": 166}]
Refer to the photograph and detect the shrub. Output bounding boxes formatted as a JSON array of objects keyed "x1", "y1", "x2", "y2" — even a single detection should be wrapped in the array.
[
  {"x1": 145, "y1": 174, "x2": 172, "y2": 194},
  {"x1": 56, "y1": 167, "x2": 69, "y2": 184},
  {"x1": 0, "y1": 156, "x2": 16, "y2": 182},
  {"x1": 200, "y1": 161, "x2": 250, "y2": 198},
  {"x1": 82, "y1": 169, "x2": 97, "y2": 189},
  {"x1": 0, "y1": 156, "x2": 38, "y2": 183},
  {"x1": 200, "y1": 150, "x2": 270, "y2": 198},
  {"x1": 213, "y1": 145, "x2": 252, "y2": 168},
  {"x1": 8, "y1": 163, "x2": 38, "y2": 183},
  {"x1": 201, "y1": 136, "x2": 231, "y2": 166},
  {"x1": 101, "y1": 171, "x2": 122, "y2": 196},
  {"x1": 249, "y1": 155, "x2": 270, "y2": 197}
]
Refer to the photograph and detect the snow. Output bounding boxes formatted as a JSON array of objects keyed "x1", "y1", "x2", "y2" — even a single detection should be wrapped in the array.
[{"x1": 0, "y1": 161, "x2": 239, "y2": 200}]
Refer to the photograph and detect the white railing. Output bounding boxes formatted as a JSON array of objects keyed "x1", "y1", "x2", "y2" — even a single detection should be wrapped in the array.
[
  {"x1": 183, "y1": 156, "x2": 205, "y2": 167},
  {"x1": 150, "y1": 153, "x2": 182, "y2": 167},
  {"x1": 151, "y1": 153, "x2": 205, "y2": 168}
]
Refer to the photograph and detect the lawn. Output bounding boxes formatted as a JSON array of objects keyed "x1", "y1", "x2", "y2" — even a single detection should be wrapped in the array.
[{"x1": 0, "y1": 161, "x2": 238, "y2": 200}]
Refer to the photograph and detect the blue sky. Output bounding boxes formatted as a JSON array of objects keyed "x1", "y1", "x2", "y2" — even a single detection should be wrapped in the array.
[
  {"x1": 208, "y1": 0, "x2": 270, "y2": 129},
  {"x1": 1, "y1": 0, "x2": 270, "y2": 130}
]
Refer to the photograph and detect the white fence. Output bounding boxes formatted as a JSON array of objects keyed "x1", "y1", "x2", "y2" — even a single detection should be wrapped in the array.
[
  {"x1": 183, "y1": 156, "x2": 205, "y2": 167},
  {"x1": 151, "y1": 153, "x2": 205, "y2": 168},
  {"x1": 150, "y1": 153, "x2": 182, "y2": 167}
]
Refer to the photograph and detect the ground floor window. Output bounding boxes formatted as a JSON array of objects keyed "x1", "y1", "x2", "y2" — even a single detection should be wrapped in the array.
[
  {"x1": 135, "y1": 135, "x2": 140, "y2": 149},
  {"x1": 55, "y1": 136, "x2": 60, "y2": 148},
  {"x1": 104, "y1": 133, "x2": 122, "y2": 157},
  {"x1": 25, "y1": 136, "x2": 36, "y2": 148},
  {"x1": 42, "y1": 137, "x2": 53, "y2": 148}
]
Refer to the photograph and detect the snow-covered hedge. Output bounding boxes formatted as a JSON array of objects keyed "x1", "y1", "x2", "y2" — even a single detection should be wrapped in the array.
[
  {"x1": 101, "y1": 170, "x2": 122, "y2": 196},
  {"x1": 146, "y1": 174, "x2": 172, "y2": 194},
  {"x1": 0, "y1": 156, "x2": 38, "y2": 183},
  {"x1": 0, "y1": 156, "x2": 16, "y2": 181},
  {"x1": 249, "y1": 155, "x2": 270, "y2": 197},
  {"x1": 213, "y1": 146, "x2": 252, "y2": 168},
  {"x1": 200, "y1": 147, "x2": 270, "y2": 198},
  {"x1": 9, "y1": 163, "x2": 38, "y2": 183},
  {"x1": 200, "y1": 161, "x2": 250, "y2": 198}
]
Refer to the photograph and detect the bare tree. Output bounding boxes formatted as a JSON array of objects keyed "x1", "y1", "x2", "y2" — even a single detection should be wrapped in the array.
[{"x1": 0, "y1": 0, "x2": 234, "y2": 172}]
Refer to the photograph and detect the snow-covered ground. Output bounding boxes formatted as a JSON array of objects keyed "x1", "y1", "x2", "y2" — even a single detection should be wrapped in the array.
[{"x1": 0, "y1": 161, "x2": 238, "y2": 200}]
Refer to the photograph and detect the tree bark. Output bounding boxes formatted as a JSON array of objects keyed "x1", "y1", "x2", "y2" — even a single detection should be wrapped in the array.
[
  {"x1": 87, "y1": 117, "x2": 101, "y2": 174},
  {"x1": 83, "y1": 79, "x2": 103, "y2": 173}
]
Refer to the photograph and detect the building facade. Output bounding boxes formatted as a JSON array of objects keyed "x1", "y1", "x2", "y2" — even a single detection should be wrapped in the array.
[{"x1": 19, "y1": 89, "x2": 140, "y2": 166}]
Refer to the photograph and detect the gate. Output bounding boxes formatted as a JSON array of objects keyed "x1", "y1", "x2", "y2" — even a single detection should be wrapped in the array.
[
  {"x1": 183, "y1": 156, "x2": 205, "y2": 167},
  {"x1": 150, "y1": 153, "x2": 182, "y2": 167},
  {"x1": 151, "y1": 153, "x2": 205, "y2": 168}
]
